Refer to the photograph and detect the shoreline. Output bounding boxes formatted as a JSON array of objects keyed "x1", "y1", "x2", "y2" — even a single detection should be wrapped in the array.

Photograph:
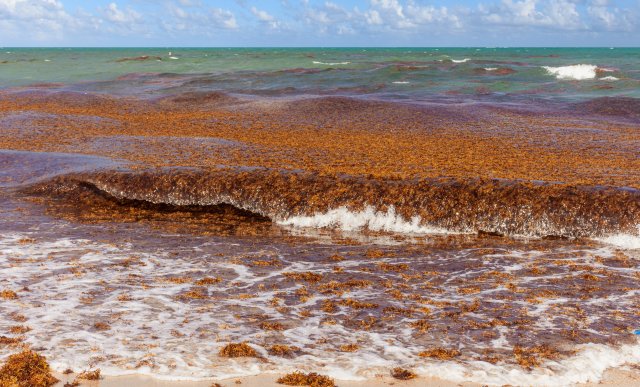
[{"x1": 52, "y1": 366, "x2": 640, "y2": 387}]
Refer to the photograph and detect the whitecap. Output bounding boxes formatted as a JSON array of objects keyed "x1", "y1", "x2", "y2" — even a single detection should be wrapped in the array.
[
  {"x1": 600, "y1": 76, "x2": 619, "y2": 81},
  {"x1": 451, "y1": 58, "x2": 470, "y2": 63},
  {"x1": 312, "y1": 61, "x2": 350, "y2": 66},
  {"x1": 392, "y1": 81, "x2": 410, "y2": 84},
  {"x1": 542, "y1": 64, "x2": 598, "y2": 80},
  {"x1": 484, "y1": 67, "x2": 498, "y2": 71},
  {"x1": 169, "y1": 56, "x2": 179, "y2": 60},
  {"x1": 278, "y1": 205, "x2": 450, "y2": 234}
]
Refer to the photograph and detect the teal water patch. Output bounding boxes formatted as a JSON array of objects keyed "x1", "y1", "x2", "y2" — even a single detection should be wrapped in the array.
[{"x1": 0, "y1": 47, "x2": 639, "y2": 101}]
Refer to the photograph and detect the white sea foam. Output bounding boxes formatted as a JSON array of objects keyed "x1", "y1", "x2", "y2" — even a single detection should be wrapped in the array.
[
  {"x1": 1, "y1": 229, "x2": 639, "y2": 384},
  {"x1": 415, "y1": 342, "x2": 640, "y2": 386},
  {"x1": 278, "y1": 206, "x2": 450, "y2": 234},
  {"x1": 169, "y1": 56, "x2": 179, "y2": 60},
  {"x1": 597, "y1": 227, "x2": 640, "y2": 249},
  {"x1": 312, "y1": 61, "x2": 350, "y2": 66},
  {"x1": 392, "y1": 81, "x2": 410, "y2": 84},
  {"x1": 542, "y1": 64, "x2": 598, "y2": 80},
  {"x1": 484, "y1": 67, "x2": 498, "y2": 71},
  {"x1": 452, "y1": 58, "x2": 470, "y2": 63},
  {"x1": 600, "y1": 76, "x2": 619, "y2": 81}
]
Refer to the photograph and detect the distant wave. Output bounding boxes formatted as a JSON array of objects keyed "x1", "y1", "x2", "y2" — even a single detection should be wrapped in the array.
[
  {"x1": 451, "y1": 58, "x2": 470, "y2": 63},
  {"x1": 312, "y1": 61, "x2": 350, "y2": 66},
  {"x1": 600, "y1": 76, "x2": 619, "y2": 81},
  {"x1": 542, "y1": 64, "x2": 598, "y2": 80}
]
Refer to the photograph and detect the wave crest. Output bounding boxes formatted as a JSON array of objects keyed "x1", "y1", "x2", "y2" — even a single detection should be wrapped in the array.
[
  {"x1": 543, "y1": 64, "x2": 598, "y2": 80},
  {"x1": 24, "y1": 169, "x2": 640, "y2": 242},
  {"x1": 278, "y1": 205, "x2": 449, "y2": 234}
]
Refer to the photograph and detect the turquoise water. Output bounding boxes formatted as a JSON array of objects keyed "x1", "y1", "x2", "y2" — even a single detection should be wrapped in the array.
[{"x1": 1, "y1": 47, "x2": 639, "y2": 102}]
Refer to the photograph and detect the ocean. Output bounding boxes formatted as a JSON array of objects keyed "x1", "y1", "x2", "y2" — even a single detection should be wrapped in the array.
[
  {"x1": 0, "y1": 47, "x2": 639, "y2": 385},
  {"x1": 1, "y1": 47, "x2": 639, "y2": 101}
]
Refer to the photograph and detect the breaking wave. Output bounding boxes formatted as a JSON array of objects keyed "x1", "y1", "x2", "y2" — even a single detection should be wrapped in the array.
[
  {"x1": 278, "y1": 206, "x2": 450, "y2": 234},
  {"x1": 24, "y1": 169, "x2": 640, "y2": 244},
  {"x1": 543, "y1": 64, "x2": 598, "y2": 80},
  {"x1": 312, "y1": 61, "x2": 351, "y2": 66}
]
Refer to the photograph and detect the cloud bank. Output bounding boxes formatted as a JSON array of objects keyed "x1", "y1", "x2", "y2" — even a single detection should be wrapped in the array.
[{"x1": 0, "y1": 0, "x2": 637, "y2": 46}]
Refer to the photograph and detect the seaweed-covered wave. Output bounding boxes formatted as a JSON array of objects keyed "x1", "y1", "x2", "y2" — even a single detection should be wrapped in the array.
[{"x1": 25, "y1": 169, "x2": 640, "y2": 242}]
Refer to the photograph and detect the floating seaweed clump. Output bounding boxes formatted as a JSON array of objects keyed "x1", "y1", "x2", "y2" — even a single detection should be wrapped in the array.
[
  {"x1": 391, "y1": 367, "x2": 417, "y2": 380},
  {"x1": 338, "y1": 343, "x2": 359, "y2": 352},
  {"x1": 0, "y1": 350, "x2": 59, "y2": 387},
  {"x1": 8, "y1": 327, "x2": 30, "y2": 335},
  {"x1": 283, "y1": 272, "x2": 323, "y2": 283},
  {"x1": 276, "y1": 371, "x2": 336, "y2": 387},
  {"x1": 77, "y1": 369, "x2": 101, "y2": 380},
  {"x1": 195, "y1": 277, "x2": 222, "y2": 286},
  {"x1": 260, "y1": 322, "x2": 286, "y2": 331},
  {"x1": 0, "y1": 290, "x2": 18, "y2": 300},
  {"x1": 93, "y1": 322, "x2": 110, "y2": 331},
  {"x1": 0, "y1": 336, "x2": 23, "y2": 345},
  {"x1": 219, "y1": 342, "x2": 259, "y2": 358},
  {"x1": 418, "y1": 348, "x2": 461, "y2": 360},
  {"x1": 318, "y1": 280, "x2": 372, "y2": 295},
  {"x1": 338, "y1": 298, "x2": 378, "y2": 310},
  {"x1": 513, "y1": 345, "x2": 560, "y2": 370},
  {"x1": 268, "y1": 345, "x2": 299, "y2": 358},
  {"x1": 409, "y1": 320, "x2": 431, "y2": 333}
]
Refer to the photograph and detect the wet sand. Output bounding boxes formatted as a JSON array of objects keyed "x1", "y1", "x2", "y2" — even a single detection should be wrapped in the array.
[{"x1": 52, "y1": 367, "x2": 640, "y2": 387}]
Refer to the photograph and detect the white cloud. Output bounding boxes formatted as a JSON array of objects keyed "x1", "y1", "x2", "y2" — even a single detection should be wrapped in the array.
[
  {"x1": 251, "y1": 6, "x2": 281, "y2": 29},
  {"x1": 0, "y1": 0, "x2": 73, "y2": 41},
  {"x1": 365, "y1": 9, "x2": 383, "y2": 25},
  {"x1": 177, "y1": 0, "x2": 201, "y2": 6},
  {"x1": 302, "y1": 1, "x2": 354, "y2": 34},
  {"x1": 481, "y1": 0, "x2": 583, "y2": 30},
  {"x1": 211, "y1": 8, "x2": 238, "y2": 29},
  {"x1": 0, "y1": 0, "x2": 637, "y2": 45},
  {"x1": 103, "y1": 2, "x2": 140, "y2": 24},
  {"x1": 587, "y1": 0, "x2": 633, "y2": 31},
  {"x1": 362, "y1": 0, "x2": 461, "y2": 30},
  {"x1": 251, "y1": 6, "x2": 274, "y2": 22},
  {"x1": 164, "y1": 3, "x2": 238, "y2": 34}
]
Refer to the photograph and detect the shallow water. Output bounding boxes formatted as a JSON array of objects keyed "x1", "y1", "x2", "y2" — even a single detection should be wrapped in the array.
[
  {"x1": 1, "y1": 151, "x2": 639, "y2": 385},
  {"x1": 0, "y1": 48, "x2": 639, "y2": 385}
]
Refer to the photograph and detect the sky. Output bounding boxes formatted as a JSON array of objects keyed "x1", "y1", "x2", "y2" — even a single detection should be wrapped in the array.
[{"x1": 0, "y1": 0, "x2": 638, "y2": 46}]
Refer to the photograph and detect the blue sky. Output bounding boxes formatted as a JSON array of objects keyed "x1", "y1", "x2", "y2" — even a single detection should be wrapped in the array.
[{"x1": 0, "y1": 0, "x2": 638, "y2": 46}]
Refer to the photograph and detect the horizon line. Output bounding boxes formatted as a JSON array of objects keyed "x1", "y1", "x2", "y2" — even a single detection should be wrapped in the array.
[{"x1": 1, "y1": 46, "x2": 638, "y2": 49}]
